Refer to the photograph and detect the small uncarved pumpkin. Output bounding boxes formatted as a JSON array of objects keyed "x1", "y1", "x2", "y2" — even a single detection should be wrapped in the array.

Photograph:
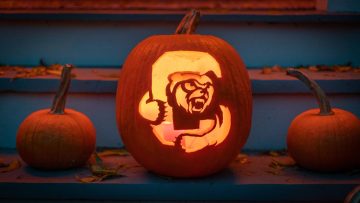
[
  {"x1": 116, "y1": 10, "x2": 252, "y2": 177},
  {"x1": 287, "y1": 69, "x2": 360, "y2": 172},
  {"x1": 17, "y1": 65, "x2": 96, "y2": 170}
]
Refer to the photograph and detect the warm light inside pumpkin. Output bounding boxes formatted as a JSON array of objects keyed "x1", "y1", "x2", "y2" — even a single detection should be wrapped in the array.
[{"x1": 139, "y1": 51, "x2": 231, "y2": 153}]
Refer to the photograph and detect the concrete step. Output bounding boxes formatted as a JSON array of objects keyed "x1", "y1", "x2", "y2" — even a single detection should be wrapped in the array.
[{"x1": 0, "y1": 149, "x2": 358, "y2": 202}]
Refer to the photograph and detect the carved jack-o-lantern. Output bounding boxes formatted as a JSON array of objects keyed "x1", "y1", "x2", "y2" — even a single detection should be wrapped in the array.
[{"x1": 116, "y1": 11, "x2": 252, "y2": 177}]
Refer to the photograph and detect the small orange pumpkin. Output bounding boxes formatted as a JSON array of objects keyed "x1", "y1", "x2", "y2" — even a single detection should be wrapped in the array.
[
  {"x1": 17, "y1": 65, "x2": 96, "y2": 170},
  {"x1": 116, "y1": 10, "x2": 252, "y2": 177},
  {"x1": 287, "y1": 69, "x2": 360, "y2": 171}
]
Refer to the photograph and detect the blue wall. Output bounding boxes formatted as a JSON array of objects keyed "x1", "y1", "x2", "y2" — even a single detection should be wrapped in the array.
[
  {"x1": 0, "y1": 21, "x2": 359, "y2": 67},
  {"x1": 328, "y1": 0, "x2": 360, "y2": 12}
]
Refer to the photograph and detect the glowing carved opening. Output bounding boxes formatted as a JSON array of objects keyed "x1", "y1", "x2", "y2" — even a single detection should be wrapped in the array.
[{"x1": 139, "y1": 51, "x2": 231, "y2": 153}]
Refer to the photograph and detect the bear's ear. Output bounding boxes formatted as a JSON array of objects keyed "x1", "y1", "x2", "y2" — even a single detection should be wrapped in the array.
[
  {"x1": 205, "y1": 71, "x2": 219, "y2": 94},
  {"x1": 205, "y1": 71, "x2": 218, "y2": 83}
]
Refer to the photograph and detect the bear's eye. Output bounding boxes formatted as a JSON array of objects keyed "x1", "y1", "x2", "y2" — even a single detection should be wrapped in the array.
[{"x1": 182, "y1": 81, "x2": 197, "y2": 92}]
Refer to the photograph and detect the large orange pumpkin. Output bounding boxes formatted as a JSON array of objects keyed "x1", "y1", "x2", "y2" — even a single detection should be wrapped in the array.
[
  {"x1": 17, "y1": 65, "x2": 96, "y2": 170},
  {"x1": 287, "y1": 69, "x2": 360, "y2": 172},
  {"x1": 116, "y1": 10, "x2": 252, "y2": 177}
]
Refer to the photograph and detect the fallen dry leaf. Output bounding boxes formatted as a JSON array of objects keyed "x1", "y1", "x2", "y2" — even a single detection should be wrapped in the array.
[
  {"x1": 334, "y1": 66, "x2": 352, "y2": 72},
  {"x1": 46, "y1": 69, "x2": 76, "y2": 78},
  {"x1": 76, "y1": 175, "x2": 107, "y2": 183},
  {"x1": 76, "y1": 152, "x2": 125, "y2": 183},
  {"x1": 234, "y1": 153, "x2": 248, "y2": 164},
  {"x1": 97, "y1": 149, "x2": 129, "y2": 157},
  {"x1": 0, "y1": 159, "x2": 21, "y2": 173},
  {"x1": 88, "y1": 152, "x2": 103, "y2": 166},
  {"x1": 272, "y1": 156, "x2": 296, "y2": 167},
  {"x1": 308, "y1": 66, "x2": 319, "y2": 72},
  {"x1": 317, "y1": 65, "x2": 332, "y2": 71},
  {"x1": 261, "y1": 67, "x2": 272, "y2": 74},
  {"x1": 49, "y1": 64, "x2": 63, "y2": 70},
  {"x1": 46, "y1": 69, "x2": 62, "y2": 77},
  {"x1": 271, "y1": 65, "x2": 283, "y2": 72},
  {"x1": 90, "y1": 164, "x2": 125, "y2": 176},
  {"x1": 268, "y1": 151, "x2": 280, "y2": 157},
  {"x1": 1, "y1": 62, "x2": 76, "y2": 80},
  {"x1": 269, "y1": 160, "x2": 283, "y2": 170}
]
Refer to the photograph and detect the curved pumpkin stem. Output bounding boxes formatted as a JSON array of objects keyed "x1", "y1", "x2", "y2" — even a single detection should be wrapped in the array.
[
  {"x1": 50, "y1": 64, "x2": 73, "y2": 114},
  {"x1": 286, "y1": 68, "x2": 333, "y2": 116},
  {"x1": 175, "y1": 9, "x2": 200, "y2": 34}
]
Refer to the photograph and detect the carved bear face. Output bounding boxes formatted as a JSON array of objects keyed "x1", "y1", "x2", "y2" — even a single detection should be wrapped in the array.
[{"x1": 168, "y1": 72, "x2": 214, "y2": 115}]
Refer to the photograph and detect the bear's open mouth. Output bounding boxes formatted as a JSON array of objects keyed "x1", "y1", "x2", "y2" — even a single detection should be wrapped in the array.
[{"x1": 189, "y1": 97, "x2": 206, "y2": 113}]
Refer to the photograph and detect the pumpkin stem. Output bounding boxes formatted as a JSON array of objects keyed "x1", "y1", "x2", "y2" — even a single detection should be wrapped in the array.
[
  {"x1": 50, "y1": 64, "x2": 73, "y2": 114},
  {"x1": 286, "y1": 68, "x2": 333, "y2": 116},
  {"x1": 175, "y1": 9, "x2": 200, "y2": 34}
]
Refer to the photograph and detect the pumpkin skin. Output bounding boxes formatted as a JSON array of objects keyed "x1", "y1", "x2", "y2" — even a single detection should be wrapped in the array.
[
  {"x1": 286, "y1": 69, "x2": 360, "y2": 172},
  {"x1": 116, "y1": 34, "x2": 252, "y2": 177},
  {"x1": 17, "y1": 109, "x2": 96, "y2": 169},
  {"x1": 288, "y1": 108, "x2": 360, "y2": 171},
  {"x1": 16, "y1": 65, "x2": 96, "y2": 170}
]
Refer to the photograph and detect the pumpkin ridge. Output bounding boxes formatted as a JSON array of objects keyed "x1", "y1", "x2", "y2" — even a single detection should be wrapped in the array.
[
  {"x1": 32, "y1": 113, "x2": 52, "y2": 167},
  {"x1": 20, "y1": 113, "x2": 41, "y2": 165},
  {"x1": 68, "y1": 111, "x2": 95, "y2": 165}
]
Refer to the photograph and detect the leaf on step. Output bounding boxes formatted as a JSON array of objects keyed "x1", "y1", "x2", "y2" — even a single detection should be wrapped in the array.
[
  {"x1": 88, "y1": 152, "x2": 104, "y2": 166},
  {"x1": 90, "y1": 164, "x2": 123, "y2": 176},
  {"x1": 76, "y1": 175, "x2": 107, "y2": 183},
  {"x1": 268, "y1": 160, "x2": 283, "y2": 170},
  {"x1": 0, "y1": 159, "x2": 21, "y2": 173},
  {"x1": 261, "y1": 67, "x2": 272, "y2": 74},
  {"x1": 97, "y1": 149, "x2": 129, "y2": 157},
  {"x1": 308, "y1": 66, "x2": 319, "y2": 72},
  {"x1": 78, "y1": 152, "x2": 125, "y2": 183},
  {"x1": 272, "y1": 156, "x2": 296, "y2": 167},
  {"x1": 48, "y1": 64, "x2": 63, "y2": 70},
  {"x1": 334, "y1": 66, "x2": 352, "y2": 72},
  {"x1": 46, "y1": 69, "x2": 76, "y2": 78},
  {"x1": 234, "y1": 153, "x2": 249, "y2": 164},
  {"x1": 76, "y1": 165, "x2": 125, "y2": 183},
  {"x1": 45, "y1": 69, "x2": 62, "y2": 76},
  {"x1": 268, "y1": 151, "x2": 280, "y2": 157},
  {"x1": 271, "y1": 65, "x2": 284, "y2": 72},
  {"x1": 266, "y1": 150, "x2": 287, "y2": 157}
]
